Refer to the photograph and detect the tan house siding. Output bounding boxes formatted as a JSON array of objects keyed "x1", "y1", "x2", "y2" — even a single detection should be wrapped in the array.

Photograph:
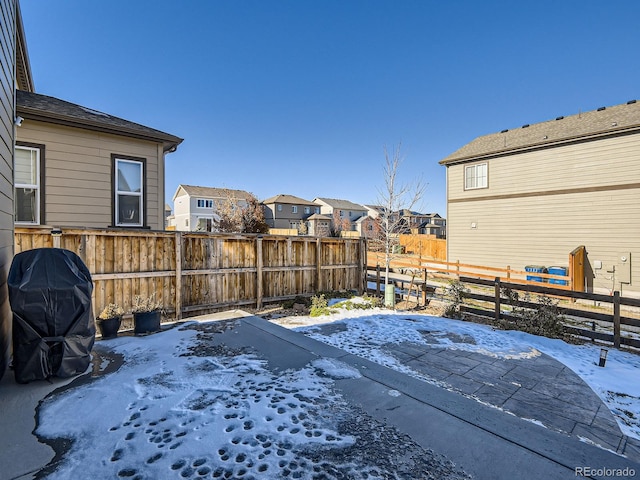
[
  {"x1": 0, "y1": 0, "x2": 15, "y2": 379},
  {"x1": 446, "y1": 131, "x2": 640, "y2": 295},
  {"x1": 16, "y1": 120, "x2": 164, "y2": 229}
]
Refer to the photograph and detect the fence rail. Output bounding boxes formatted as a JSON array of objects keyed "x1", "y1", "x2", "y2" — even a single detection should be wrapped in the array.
[
  {"x1": 458, "y1": 276, "x2": 640, "y2": 350},
  {"x1": 15, "y1": 228, "x2": 367, "y2": 319},
  {"x1": 365, "y1": 255, "x2": 639, "y2": 350},
  {"x1": 367, "y1": 252, "x2": 572, "y2": 289}
]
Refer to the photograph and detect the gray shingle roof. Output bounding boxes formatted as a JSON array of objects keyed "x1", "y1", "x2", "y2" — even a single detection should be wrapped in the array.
[
  {"x1": 261, "y1": 194, "x2": 317, "y2": 206},
  {"x1": 17, "y1": 90, "x2": 183, "y2": 152},
  {"x1": 440, "y1": 100, "x2": 640, "y2": 165},
  {"x1": 175, "y1": 185, "x2": 254, "y2": 201},
  {"x1": 314, "y1": 197, "x2": 367, "y2": 210}
]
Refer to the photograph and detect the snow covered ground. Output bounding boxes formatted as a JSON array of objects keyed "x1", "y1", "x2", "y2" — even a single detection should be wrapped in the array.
[
  {"x1": 292, "y1": 303, "x2": 640, "y2": 441},
  {"x1": 33, "y1": 301, "x2": 639, "y2": 478}
]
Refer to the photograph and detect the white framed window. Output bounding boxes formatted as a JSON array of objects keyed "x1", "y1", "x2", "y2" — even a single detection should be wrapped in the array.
[
  {"x1": 464, "y1": 163, "x2": 488, "y2": 190},
  {"x1": 277, "y1": 204, "x2": 282, "y2": 212},
  {"x1": 114, "y1": 156, "x2": 144, "y2": 227},
  {"x1": 339, "y1": 210, "x2": 344, "y2": 217},
  {"x1": 15, "y1": 145, "x2": 41, "y2": 224},
  {"x1": 315, "y1": 207, "x2": 320, "y2": 214},
  {"x1": 304, "y1": 206, "x2": 310, "y2": 214},
  {"x1": 292, "y1": 206, "x2": 298, "y2": 213},
  {"x1": 196, "y1": 217, "x2": 213, "y2": 232},
  {"x1": 197, "y1": 199, "x2": 213, "y2": 208}
]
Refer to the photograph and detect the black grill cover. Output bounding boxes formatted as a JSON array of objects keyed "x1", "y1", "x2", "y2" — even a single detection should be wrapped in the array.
[{"x1": 8, "y1": 248, "x2": 95, "y2": 383}]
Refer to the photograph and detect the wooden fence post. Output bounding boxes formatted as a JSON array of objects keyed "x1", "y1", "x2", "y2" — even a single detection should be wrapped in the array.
[
  {"x1": 256, "y1": 236, "x2": 263, "y2": 309},
  {"x1": 506, "y1": 265, "x2": 510, "y2": 281},
  {"x1": 361, "y1": 238, "x2": 367, "y2": 294},
  {"x1": 376, "y1": 264, "x2": 381, "y2": 296},
  {"x1": 495, "y1": 277, "x2": 501, "y2": 322},
  {"x1": 175, "y1": 232, "x2": 183, "y2": 320},
  {"x1": 422, "y1": 269, "x2": 428, "y2": 306},
  {"x1": 316, "y1": 237, "x2": 322, "y2": 292},
  {"x1": 613, "y1": 291, "x2": 621, "y2": 348},
  {"x1": 456, "y1": 260, "x2": 460, "y2": 279}
]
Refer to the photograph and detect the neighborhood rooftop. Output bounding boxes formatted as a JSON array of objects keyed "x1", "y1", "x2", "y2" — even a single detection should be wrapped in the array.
[
  {"x1": 261, "y1": 194, "x2": 317, "y2": 205},
  {"x1": 314, "y1": 197, "x2": 366, "y2": 210},
  {"x1": 16, "y1": 90, "x2": 183, "y2": 151},
  {"x1": 175, "y1": 185, "x2": 254, "y2": 200},
  {"x1": 440, "y1": 99, "x2": 640, "y2": 165}
]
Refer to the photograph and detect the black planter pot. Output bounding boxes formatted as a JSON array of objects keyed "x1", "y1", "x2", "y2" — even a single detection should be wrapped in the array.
[
  {"x1": 98, "y1": 316, "x2": 122, "y2": 338},
  {"x1": 134, "y1": 311, "x2": 161, "y2": 335}
]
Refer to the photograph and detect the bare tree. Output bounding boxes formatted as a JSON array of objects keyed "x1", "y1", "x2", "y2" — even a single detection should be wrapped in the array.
[
  {"x1": 331, "y1": 210, "x2": 352, "y2": 237},
  {"x1": 376, "y1": 143, "x2": 426, "y2": 293},
  {"x1": 214, "y1": 190, "x2": 269, "y2": 234}
]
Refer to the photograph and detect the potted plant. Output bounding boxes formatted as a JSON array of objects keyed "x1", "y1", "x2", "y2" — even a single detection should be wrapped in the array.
[
  {"x1": 132, "y1": 293, "x2": 163, "y2": 334},
  {"x1": 97, "y1": 303, "x2": 124, "y2": 338}
]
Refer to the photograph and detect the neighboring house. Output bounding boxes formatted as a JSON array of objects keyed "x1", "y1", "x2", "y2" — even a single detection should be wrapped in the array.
[
  {"x1": 262, "y1": 194, "x2": 319, "y2": 230},
  {"x1": 398, "y1": 209, "x2": 432, "y2": 230},
  {"x1": 0, "y1": 0, "x2": 29, "y2": 380},
  {"x1": 15, "y1": 90, "x2": 182, "y2": 230},
  {"x1": 164, "y1": 203, "x2": 172, "y2": 229},
  {"x1": 307, "y1": 213, "x2": 332, "y2": 237},
  {"x1": 440, "y1": 100, "x2": 640, "y2": 296},
  {"x1": 355, "y1": 215, "x2": 381, "y2": 239},
  {"x1": 364, "y1": 205, "x2": 385, "y2": 219},
  {"x1": 417, "y1": 213, "x2": 446, "y2": 238},
  {"x1": 312, "y1": 197, "x2": 368, "y2": 230},
  {"x1": 172, "y1": 185, "x2": 253, "y2": 232}
]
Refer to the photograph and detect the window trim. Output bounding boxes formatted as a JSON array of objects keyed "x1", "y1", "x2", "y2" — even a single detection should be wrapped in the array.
[
  {"x1": 15, "y1": 142, "x2": 46, "y2": 225},
  {"x1": 197, "y1": 198, "x2": 213, "y2": 209},
  {"x1": 292, "y1": 205, "x2": 298, "y2": 213},
  {"x1": 464, "y1": 162, "x2": 488, "y2": 190},
  {"x1": 112, "y1": 154, "x2": 146, "y2": 227}
]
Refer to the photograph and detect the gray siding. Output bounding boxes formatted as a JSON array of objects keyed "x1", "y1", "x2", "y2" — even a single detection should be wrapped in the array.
[
  {"x1": 446, "y1": 132, "x2": 640, "y2": 296},
  {"x1": 0, "y1": 0, "x2": 15, "y2": 380}
]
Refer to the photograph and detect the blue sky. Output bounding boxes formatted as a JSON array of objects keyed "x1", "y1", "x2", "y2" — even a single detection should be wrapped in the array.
[{"x1": 20, "y1": 0, "x2": 640, "y2": 215}]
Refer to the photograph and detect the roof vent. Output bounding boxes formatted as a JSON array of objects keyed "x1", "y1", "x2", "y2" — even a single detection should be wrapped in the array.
[
  {"x1": 555, "y1": 116, "x2": 564, "y2": 120},
  {"x1": 628, "y1": 99, "x2": 637, "y2": 104},
  {"x1": 522, "y1": 124, "x2": 529, "y2": 128},
  {"x1": 597, "y1": 106, "x2": 606, "y2": 111},
  {"x1": 500, "y1": 129, "x2": 508, "y2": 133}
]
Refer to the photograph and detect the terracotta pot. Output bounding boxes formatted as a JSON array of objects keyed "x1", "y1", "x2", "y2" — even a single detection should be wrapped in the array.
[
  {"x1": 98, "y1": 316, "x2": 122, "y2": 338},
  {"x1": 133, "y1": 311, "x2": 161, "y2": 334}
]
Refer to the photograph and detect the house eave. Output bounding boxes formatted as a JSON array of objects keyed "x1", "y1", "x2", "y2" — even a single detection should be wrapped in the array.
[
  {"x1": 16, "y1": 106, "x2": 183, "y2": 153},
  {"x1": 439, "y1": 124, "x2": 640, "y2": 166},
  {"x1": 15, "y1": 3, "x2": 34, "y2": 92}
]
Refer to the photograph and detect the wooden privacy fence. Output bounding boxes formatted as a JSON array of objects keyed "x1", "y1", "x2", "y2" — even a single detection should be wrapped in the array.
[
  {"x1": 399, "y1": 234, "x2": 446, "y2": 261},
  {"x1": 15, "y1": 228, "x2": 367, "y2": 319},
  {"x1": 459, "y1": 276, "x2": 640, "y2": 350}
]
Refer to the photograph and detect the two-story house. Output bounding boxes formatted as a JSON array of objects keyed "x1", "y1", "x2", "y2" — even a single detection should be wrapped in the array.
[
  {"x1": 262, "y1": 194, "x2": 319, "y2": 230},
  {"x1": 312, "y1": 198, "x2": 368, "y2": 231},
  {"x1": 172, "y1": 185, "x2": 253, "y2": 232},
  {"x1": 418, "y1": 213, "x2": 446, "y2": 238},
  {"x1": 440, "y1": 100, "x2": 640, "y2": 296}
]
